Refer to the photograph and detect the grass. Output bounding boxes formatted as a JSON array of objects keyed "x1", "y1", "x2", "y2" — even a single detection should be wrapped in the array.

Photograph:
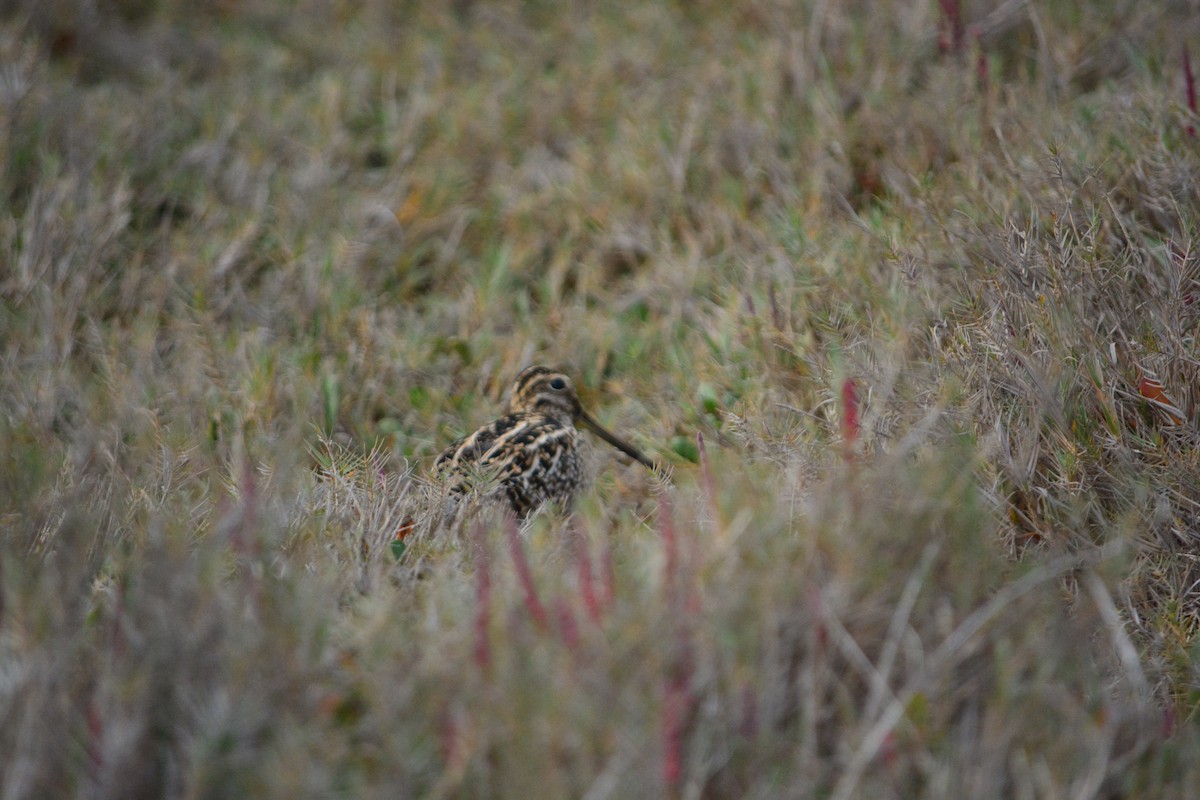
[{"x1": 2, "y1": 0, "x2": 1200, "y2": 796}]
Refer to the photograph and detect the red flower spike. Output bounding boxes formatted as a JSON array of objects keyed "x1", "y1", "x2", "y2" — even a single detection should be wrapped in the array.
[
  {"x1": 600, "y1": 531, "x2": 617, "y2": 611},
  {"x1": 1161, "y1": 707, "x2": 1178, "y2": 739},
  {"x1": 974, "y1": 27, "x2": 988, "y2": 91},
  {"x1": 881, "y1": 730, "x2": 899, "y2": 768},
  {"x1": 841, "y1": 378, "x2": 861, "y2": 459},
  {"x1": 506, "y1": 516, "x2": 549, "y2": 630},
  {"x1": 574, "y1": 525, "x2": 603, "y2": 624},
  {"x1": 657, "y1": 493, "x2": 679, "y2": 593},
  {"x1": 1185, "y1": 46, "x2": 1197, "y2": 137},
  {"x1": 696, "y1": 431, "x2": 718, "y2": 521},
  {"x1": 555, "y1": 597, "x2": 581, "y2": 652},
  {"x1": 661, "y1": 671, "x2": 690, "y2": 792},
  {"x1": 472, "y1": 520, "x2": 491, "y2": 672},
  {"x1": 740, "y1": 683, "x2": 759, "y2": 739},
  {"x1": 86, "y1": 701, "x2": 104, "y2": 776},
  {"x1": 937, "y1": 0, "x2": 965, "y2": 55}
]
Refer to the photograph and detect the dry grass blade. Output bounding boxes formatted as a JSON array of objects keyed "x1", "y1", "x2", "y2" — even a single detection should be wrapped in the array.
[{"x1": 832, "y1": 547, "x2": 1113, "y2": 800}]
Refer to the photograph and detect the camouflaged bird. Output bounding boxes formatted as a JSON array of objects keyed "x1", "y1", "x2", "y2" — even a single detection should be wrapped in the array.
[{"x1": 435, "y1": 366, "x2": 657, "y2": 517}]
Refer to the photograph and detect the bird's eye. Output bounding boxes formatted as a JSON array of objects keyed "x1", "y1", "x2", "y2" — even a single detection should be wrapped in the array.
[{"x1": 548, "y1": 377, "x2": 567, "y2": 391}]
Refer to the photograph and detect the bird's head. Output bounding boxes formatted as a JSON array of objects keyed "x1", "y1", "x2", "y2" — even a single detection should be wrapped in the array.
[
  {"x1": 508, "y1": 365, "x2": 582, "y2": 419},
  {"x1": 507, "y1": 365, "x2": 658, "y2": 471}
]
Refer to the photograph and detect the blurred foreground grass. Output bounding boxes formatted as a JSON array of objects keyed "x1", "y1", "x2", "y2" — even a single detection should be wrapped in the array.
[{"x1": 2, "y1": 1, "x2": 1200, "y2": 796}]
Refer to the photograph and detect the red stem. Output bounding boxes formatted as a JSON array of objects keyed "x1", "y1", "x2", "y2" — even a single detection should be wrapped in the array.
[
  {"x1": 506, "y1": 516, "x2": 549, "y2": 630},
  {"x1": 574, "y1": 522, "x2": 603, "y2": 624},
  {"x1": 473, "y1": 520, "x2": 491, "y2": 672},
  {"x1": 600, "y1": 530, "x2": 617, "y2": 611},
  {"x1": 696, "y1": 432, "x2": 718, "y2": 521},
  {"x1": 937, "y1": 0, "x2": 965, "y2": 55},
  {"x1": 86, "y1": 701, "x2": 104, "y2": 776},
  {"x1": 658, "y1": 493, "x2": 678, "y2": 594},
  {"x1": 661, "y1": 670, "x2": 690, "y2": 792},
  {"x1": 841, "y1": 378, "x2": 860, "y2": 461},
  {"x1": 555, "y1": 596, "x2": 581, "y2": 652},
  {"x1": 740, "y1": 683, "x2": 759, "y2": 739},
  {"x1": 1185, "y1": 46, "x2": 1197, "y2": 136},
  {"x1": 974, "y1": 26, "x2": 988, "y2": 92}
]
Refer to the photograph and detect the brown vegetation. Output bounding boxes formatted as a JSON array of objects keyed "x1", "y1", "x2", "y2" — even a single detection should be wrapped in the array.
[{"x1": 2, "y1": 1, "x2": 1199, "y2": 796}]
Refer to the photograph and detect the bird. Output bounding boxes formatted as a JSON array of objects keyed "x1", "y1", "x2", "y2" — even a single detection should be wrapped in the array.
[{"x1": 434, "y1": 365, "x2": 657, "y2": 517}]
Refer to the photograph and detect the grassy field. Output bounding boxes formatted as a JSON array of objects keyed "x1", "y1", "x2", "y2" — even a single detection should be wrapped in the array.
[{"x1": 3, "y1": 0, "x2": 1200, "y2": 796}]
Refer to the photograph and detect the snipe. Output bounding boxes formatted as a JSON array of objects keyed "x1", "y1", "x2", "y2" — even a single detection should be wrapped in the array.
[{"x1": 435, "y1": 365, "x2": 657, "y2": 516}]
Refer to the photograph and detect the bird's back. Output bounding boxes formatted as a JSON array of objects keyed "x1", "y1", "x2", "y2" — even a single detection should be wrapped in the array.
[{"x1": 435, "y1": 410, "x2": 584, "y2": 516}]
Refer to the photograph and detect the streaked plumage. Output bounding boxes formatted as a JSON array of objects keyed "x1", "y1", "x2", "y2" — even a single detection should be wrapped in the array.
[{"x1": 435, "y1": 366, "x2": 656, "y2": 516}]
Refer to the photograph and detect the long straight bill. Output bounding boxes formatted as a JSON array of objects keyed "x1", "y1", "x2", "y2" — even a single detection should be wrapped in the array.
[{"x1": 580, "y1": 411, "x2": 658, "y2": 471}]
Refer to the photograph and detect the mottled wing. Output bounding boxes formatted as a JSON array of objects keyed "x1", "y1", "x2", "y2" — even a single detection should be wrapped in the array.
[
  {"x1": 434, "y1": 416, "x2": 511, "y2": 503},
  {"x1": 435, "y1": 413, "x2": 583, "y2": 516},
  {"x1": 486, "y1": 418, "x2": 580, "y2": 513},
  {"x1": 434, "y1": 418, "x2": 505, "y2": 472}
]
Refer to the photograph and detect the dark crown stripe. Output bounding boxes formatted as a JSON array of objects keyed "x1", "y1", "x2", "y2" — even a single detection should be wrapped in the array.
[{"x1": 513, "y1": 365, "x2": 554, "y2": 394}]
